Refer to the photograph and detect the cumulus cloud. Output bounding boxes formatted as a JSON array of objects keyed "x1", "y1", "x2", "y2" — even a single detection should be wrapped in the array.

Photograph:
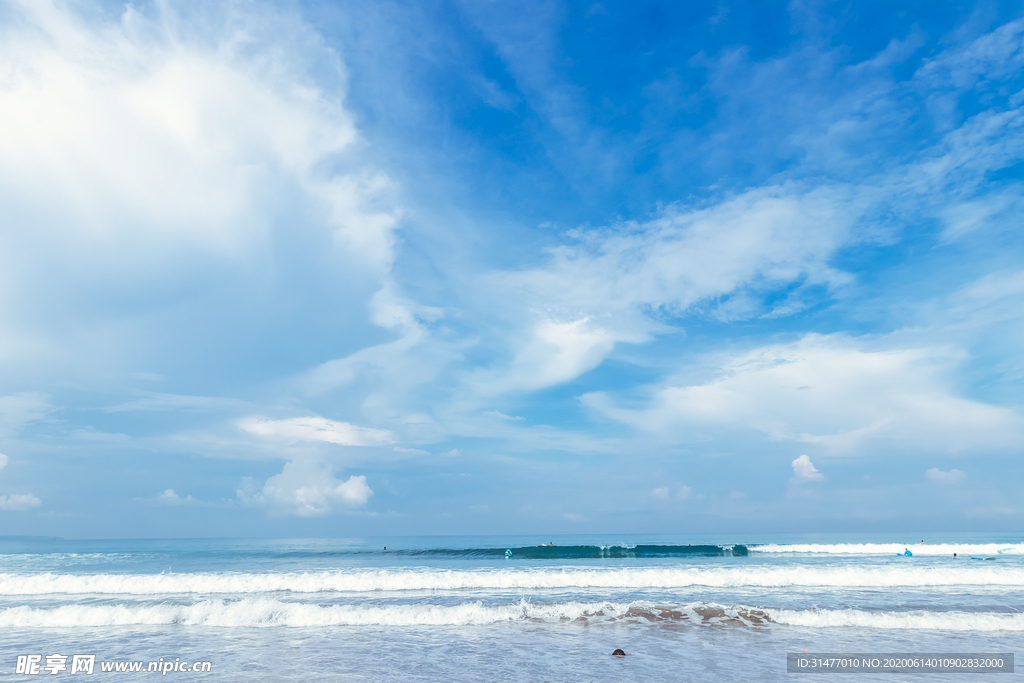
[
  {"x1": 0, "y1": 0, "x2": 394, "y2": 255},
  {"x1": 925, "y1": 467, "x2": 965, "y2": 484},
  {"x1": 0, "y1": 494, "x2": 41, "y2": 511},
  {"x1": 0, "y1": 453, "x2": 40, "y2": 511},
  {"x1": 584, "y1": 333, "x2": 1024, "y2": 455},
  {"x1": 791, "y1": 455, "x2": 825, "y2": 481},
  {"x1": 232, "y1": 416, "x2": 390, "y2": 517},
  {"x1": 157, "y1": 489, "x2": 195, "y2": 504},
  {"x1": 0, "y1": 0, "x2": 401, "y2": 375},
  {"x1": 237, "y1": 461, "x2": 373, "y2": 516},
  {"x1": 653, "y1": 485, "x2": 692, "y2": 500},
  {"x1": 239, "y1": 416, "x2": 394, "y2": 446}
]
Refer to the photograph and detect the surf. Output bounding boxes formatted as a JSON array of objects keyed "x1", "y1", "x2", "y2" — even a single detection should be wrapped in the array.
[
  {"x1": 2, "y1": 564, "x2": 1024, "y2": 595},
  {"x1": 1, "y1": 598, "x2": 1021, "y2": 631}
]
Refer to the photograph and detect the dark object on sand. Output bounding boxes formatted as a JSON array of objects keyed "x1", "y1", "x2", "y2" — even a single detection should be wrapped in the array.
[{"x1": 612, "y1": 649, "x2": 626, "y2": 657}]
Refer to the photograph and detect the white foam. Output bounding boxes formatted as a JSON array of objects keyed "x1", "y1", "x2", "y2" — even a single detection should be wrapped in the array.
[
  {"x1": 1, "y1": 564, "x2": 1023, "y2": 596},
  {"x1": 1, "y1": 598, "x2": 1020, "y2": 631},
  {"x1": 770, "y1": 608, "x2": 1024, "y2": 631},
  {"x1": 0, "y1": 598, "x2": 633, "y2": 628},
  {"x1": 752, "y1": 543, "x2": 1021, "y2": 556}
]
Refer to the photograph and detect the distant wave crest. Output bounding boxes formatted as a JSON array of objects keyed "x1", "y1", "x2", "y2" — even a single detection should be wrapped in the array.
[
  {"x1": 2, "y1": 564, "x2": 1023, "y2": 595},
  {"x1": 751, "y1": 543, "x2": 1021, "y2": 556},
  {"x1": 389, "y1": 544, "x2": 747, "y2": 559}
]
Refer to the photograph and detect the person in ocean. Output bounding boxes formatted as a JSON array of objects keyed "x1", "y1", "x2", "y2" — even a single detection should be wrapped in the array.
[
  {"x1": 953, "y1": 553, "x2": 958, "y2": 559},
  {"x1": 903, "y1": 548, "x2": 912, "y2": 556},
  {"x1": 505, "y1": 549, "x2": 512, "y2": 559}
]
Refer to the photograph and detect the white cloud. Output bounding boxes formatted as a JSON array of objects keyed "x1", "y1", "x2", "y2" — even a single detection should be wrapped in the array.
[
  {"x1": 939, "y1": 193, "x2": 1023, "y2": 243},
  {"x1": 0, "y1": 0, "x2": 401, "y2": 374},
  {"x1": 653, "y1": 485, "x2": 692, "y2": 500},
  {"x1": 0, "y1": 394, "x2": 50, "y2": 438},
  {"x1": 563, "y1": 512, "x2": 585, "y2": 521},
  {"x1": 270, "y1": 16, "x2": 1024, "y2": 458},
  {"x1": 585, "y1": 333, "x2": 1024, "y2": 455},
  {"x1": 483, "y1": 317, "x2": 627, "y2": 394},
  {"x1": 0, "y1": 1, "x2": 387, "y2": 253},
  {"x1": 925, "y1": 467, "x2": 965, "y2": 484},
  {"x1": 0, "y1": 453, "x2": 38, "y2": 510},
  {"x1": 238, "y1": 461, "x2": 373, "y2": 516},
  {"x1": 792, "y1": 454, "x2": 825, "y2": 481},
  {"x1": 483, "y1": 410, "x2": 525, "y2": 421},
  {"x1": 0, "y1": 493, "x2": 41, "y2": 511},
  {"x1": 454, "y1": 16, "x2": 1024, "y2": 400},
  {"x1": 485, "y1": 184, "x2": 863, "y2": 393},
  {"x1": 157, "y1": 489, "x2": 195, "y2": 504},
  {"x1": 239, "y1": 416, "x2": 394, "y2": 446}
]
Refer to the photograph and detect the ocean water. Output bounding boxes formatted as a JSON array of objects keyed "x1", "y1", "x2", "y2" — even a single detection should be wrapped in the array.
[{"x1": 0, "y1": 533, "x2": 1021, "y2": 681}]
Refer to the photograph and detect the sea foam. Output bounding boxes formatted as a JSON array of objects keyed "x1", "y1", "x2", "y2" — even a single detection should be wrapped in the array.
[
  {"x1": 1, "y1": 564, "x2": 1022, "y2": 595},
  {"x1": 1, "y1": 598, "x2": 1020, "y2": 630},
  {"x1": 752, "y1": 543, "x2": 1021, "y2": 556}
]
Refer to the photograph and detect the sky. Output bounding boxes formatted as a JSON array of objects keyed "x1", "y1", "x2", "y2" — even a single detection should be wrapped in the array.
[{"x1": 0, "y1": 0, "x2": 1022, "y2": 538}]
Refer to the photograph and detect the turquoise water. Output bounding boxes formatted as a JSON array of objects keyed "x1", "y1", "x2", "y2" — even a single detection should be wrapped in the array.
[{"x1": 1, "y1": 534, "x2": 1021, "y2": 680}]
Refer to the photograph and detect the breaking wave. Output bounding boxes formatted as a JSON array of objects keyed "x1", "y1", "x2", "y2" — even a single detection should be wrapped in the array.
[
  {"x1": 1, "y1": 598, "x2": 1020, "y2": 630},
  {"x1": 2, "y1": 564, "x2": 1023, "y2": 596},
  {"x1": 382, "y1": 544, "x2": 748, "y2": 559},
  {"x1": 751, "y1": 543, "x2": 1021, "y2": 556}
]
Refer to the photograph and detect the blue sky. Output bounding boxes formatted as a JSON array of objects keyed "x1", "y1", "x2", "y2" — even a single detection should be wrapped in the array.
[{"x1": 1, "y1": 0, "x2": 1022, "y2": 538}]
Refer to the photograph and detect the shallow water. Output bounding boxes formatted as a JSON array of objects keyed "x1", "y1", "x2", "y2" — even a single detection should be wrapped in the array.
[{"x1": 1, "y1": 534, "x2": 1020, "y2": 680}]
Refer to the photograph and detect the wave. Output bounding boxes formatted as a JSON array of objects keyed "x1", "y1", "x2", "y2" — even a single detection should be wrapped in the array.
[
  {"x1": 0, "y1": 597, "x2": 647, "y2": 628},
  {"x1": 387, "y1": 544, "x2": 748, "y2": 559},
  {"x1": 751, "y1": 543, "x2": 1021, "y2": 556},
  {"x1": 768, "y1": 607, "x2": 1024, "y2": 631},
  {"x1": 3, "y1": 565, "x2": 1023, "y2": 595},
  {"x1": 386, "y1": 543, "x2": 1022, "y2": 558},
  {"x1": 1, "y1": 598, "x2": 1020, "y2": 630},
  {"x1": 2, "y1": 543, "x2": 1016, "y2": 562}
]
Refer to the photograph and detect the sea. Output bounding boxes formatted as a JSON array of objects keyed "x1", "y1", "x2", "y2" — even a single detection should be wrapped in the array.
[{"x1": 0, "y1": 533, "x2": 1021, "y2": 681}]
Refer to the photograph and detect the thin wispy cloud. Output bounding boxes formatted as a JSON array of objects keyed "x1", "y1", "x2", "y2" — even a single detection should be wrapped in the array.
[{"x1": 239, "y1": 416, "x2": 394, "y2": 447}]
